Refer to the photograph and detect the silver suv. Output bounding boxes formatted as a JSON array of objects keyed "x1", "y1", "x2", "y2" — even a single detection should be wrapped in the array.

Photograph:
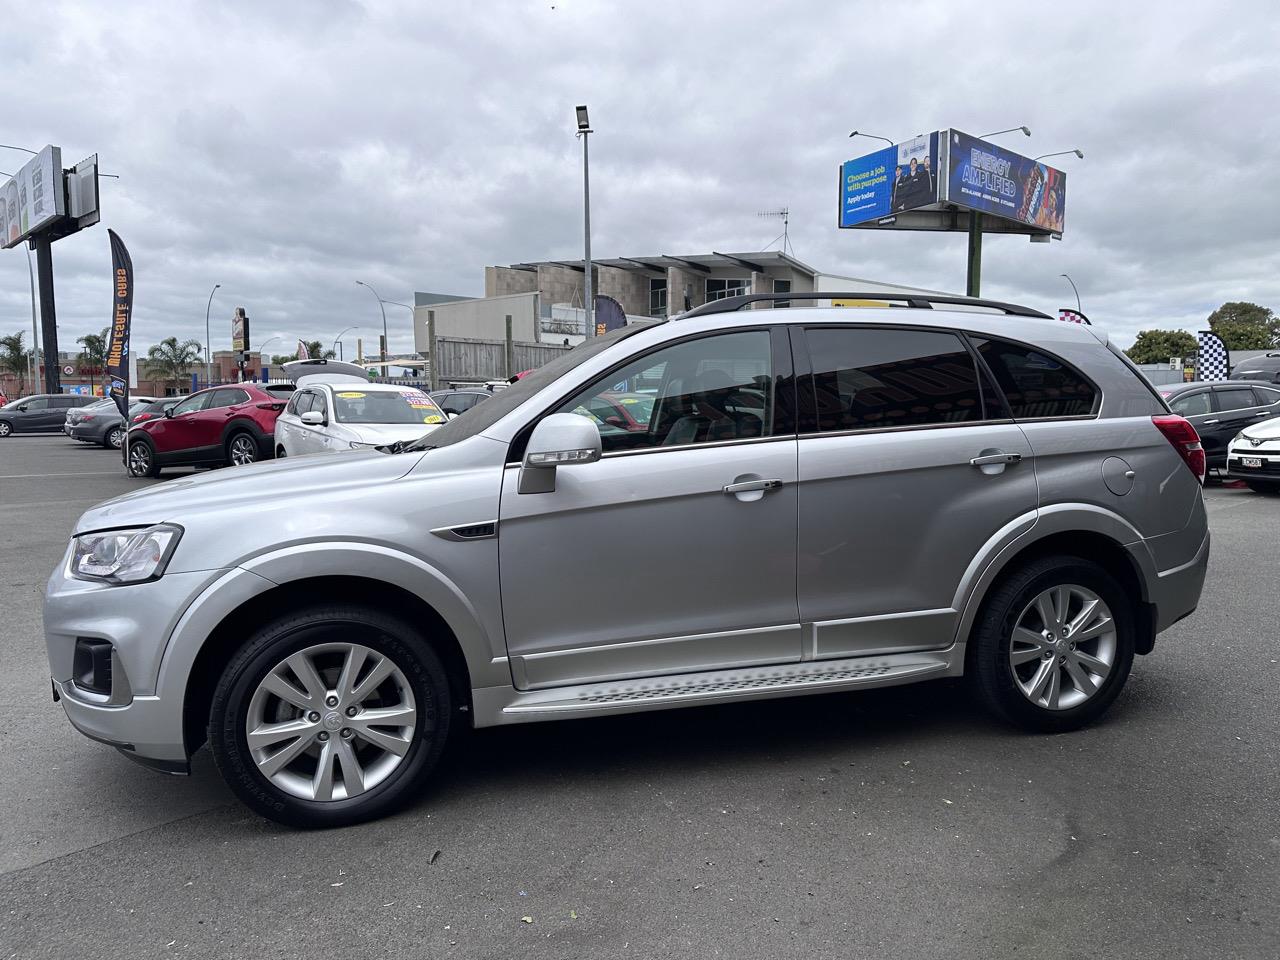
[{"x1": 44, "y1": 293, "x2": 1210, "y2": 827}]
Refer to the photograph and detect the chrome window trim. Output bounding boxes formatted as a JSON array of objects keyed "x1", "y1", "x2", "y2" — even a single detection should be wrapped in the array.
[
  {"x1": 797, "y1": 417, "x2": 1019, "y2": 442},
  {"x1": 599, "y1": 433, "x2": 793, "y2": 460}
]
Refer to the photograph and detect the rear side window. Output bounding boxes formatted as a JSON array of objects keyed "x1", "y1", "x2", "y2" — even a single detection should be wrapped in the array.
[
  {"x1": 211, "y1": 388, "x2": 250, "y2": 407},
  {"x1": 972, "y1": 337, "x2": 1097, "y2": 419},
  {"x1": 1254, "y1": 386, "x2": 1280, "y2": 405},
  {"x1": 49, "y1": 397, "x2": 74, "y2": 408},
  {"x1": 805, "y1": 327, "x2": 994, "y2": 432},
  {"x1": 1214, "y1": 387, "x2": 1258, "y2": 412}
]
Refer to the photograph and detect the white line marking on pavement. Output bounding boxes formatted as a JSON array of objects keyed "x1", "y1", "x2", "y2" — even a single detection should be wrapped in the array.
[{"x1": 0, "y1": 472, "x2": 129, "y2": 479}]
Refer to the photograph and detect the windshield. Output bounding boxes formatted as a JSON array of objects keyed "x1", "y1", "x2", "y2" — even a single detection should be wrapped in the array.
[
  {"x1": 402, "y1": 320, "x2": 660, "y2": 451},
  {"x1": 333, "y1": 388, "x2": 446, "y2": 425}
]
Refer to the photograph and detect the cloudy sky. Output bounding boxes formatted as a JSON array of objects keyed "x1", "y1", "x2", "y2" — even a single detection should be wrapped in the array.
[{"x1": 2, "y1": 0, "x2": 1278, "y2": 360}]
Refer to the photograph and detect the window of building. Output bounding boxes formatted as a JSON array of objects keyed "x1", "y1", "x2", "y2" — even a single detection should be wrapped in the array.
[
  {"x1": 970, "y1": 337, "x2": 1098, "y2": 419},
  {"x1": 774, "y1": 278, "x2": 791, "y2": 308},
  {"x1": 649, "y1": 278, "x2": 667, "y2": 318},
  {"x1": 806, "y1": 327, "x2": 990, "y2": 432},
  {"x1": 705, "y1": 278, "x2": 751, "y2": 302}
]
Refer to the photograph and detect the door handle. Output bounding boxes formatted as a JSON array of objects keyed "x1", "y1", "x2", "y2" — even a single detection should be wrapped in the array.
[
  {"x1": 969, "y1": 452, "x2": 1022, "y2": 467},
  {"x1": 1202, "y1": 419, "x2": 1219, "y2": 425},
  {"x1": 722, "y1": 478, "x2": 783, "y2": 494},
  {"x1": 1256, "y1": 411, "x2": 1273, "y2": 417}
]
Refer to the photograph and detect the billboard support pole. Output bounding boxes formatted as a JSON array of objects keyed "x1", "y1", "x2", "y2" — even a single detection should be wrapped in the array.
[
  {"x1": 965, "y1": 212, "x2": 982, "y2": 297},
  {"x1": 33, "y1": 235, "x2": 61, "y2": 394}
]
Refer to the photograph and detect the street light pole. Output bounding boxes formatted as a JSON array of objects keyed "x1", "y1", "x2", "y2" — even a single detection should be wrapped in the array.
[
  {"x1": 258, "y1": 336, "x2": 282, "y2": 378},
  {"x1": 204, "y1": 283, "x2": 220, "y2": 386},
  {"x1": 847, "y1": 130, "x2": 896, "y2": 147},
  {"x1": 333, "y1": 326, "x2": 358, "y2": 361},
  {"x1": 1033, "y1": 149, "x2": 1085, "y2": 162},
  {"x1": 576, "y1": 105, "x2": 593, "y2": 339},
  {"x1": 980, "y1": 126, "x2": 1032, "y2": 140},
  {"x1": 355, "y1": 281, "x2": 389, "y2": 361},
  {"x1": 1060, "y1": 273, "x2": 1082, "y2": 313}
]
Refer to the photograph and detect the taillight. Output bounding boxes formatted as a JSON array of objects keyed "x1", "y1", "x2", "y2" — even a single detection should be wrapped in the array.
[
  {"x1": 255, "y1": 401, "x2": 285, "y2": 411},
  {"x1": 81, "y1": 414, "x2": 95, "y2": 422},
  {"x1": 1152, "y1": 414, "x2": 1205, "y2": 484}
]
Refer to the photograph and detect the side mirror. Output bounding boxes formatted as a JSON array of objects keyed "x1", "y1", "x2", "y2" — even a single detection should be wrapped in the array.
[
  {"x1": 300, "y1": 410, "x2": 326, "y2": 426},
  {"x1": 518, "y1": 413, "x2": 601, "y2": 494},
  {"x1": 164, "y1": 407, "x2": 174, "y2": 418},
  {"x1": 16, "y1": 404, "x2": 28, "y2": 412},
  {"x1": 604, "y1": 415, "x2": 628, "y2": 430}
]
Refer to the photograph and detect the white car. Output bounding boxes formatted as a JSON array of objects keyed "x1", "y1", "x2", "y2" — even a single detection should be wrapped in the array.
[
  {"x1": 274, "y1": 360, "x2": 447, "y2": 458},
  {"x1": 1226, "y1": 415, "x2": 1280, "y2": 493}
]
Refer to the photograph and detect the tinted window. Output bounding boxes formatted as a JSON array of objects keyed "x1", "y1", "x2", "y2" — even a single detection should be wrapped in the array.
[
  {"x1": 556, "y1": 330, "x2": 773, "y2": 453},
  {"x1": 285, "y1": 392, "x2": 303, "y2": 415},
  {"x1": 1254, "y1": 387, "x2": 1280, "y2": 406},
  {"x1": 211, "y1": 388, "x2": 250, "y2": 408},
  {"x1": 22, "y1": 398, "x2": 49, "y2": 411},
  {"x1": 172, "y1": 392, "x2": 212, "y2": 416},
  {"x1": 1215, "y1": 387, "x2": 1258, "y2": 412},
  {"x1": 294, "y1": 392, "x2": 316, "y2": 415},
  {"x1": 807, "y1": 328, "x2": 989, "y2": 432},
  {"x1": 1169, "y1": 391, "x2": 1211, "y2": 416},
  {"x1": 311, "y1": 391, "x2": 328, "y2": 417},
  {"x1": 973, "y1": 337, "x2": 1097, "y2": 418},
  {"x1": 49, "y1": 397, "x2": 74, "y2": 408}
]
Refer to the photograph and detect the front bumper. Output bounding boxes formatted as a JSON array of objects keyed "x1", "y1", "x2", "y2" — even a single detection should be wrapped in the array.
[{"x1": 52, "y1": 678, "x2": 189, "y2": 771}]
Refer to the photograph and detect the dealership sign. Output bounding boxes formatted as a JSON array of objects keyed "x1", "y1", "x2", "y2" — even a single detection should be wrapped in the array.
[
  {"x1": 0, "y1": 145, "x2": 65, "y2": 249},
  {"x1": 839, "y1": 133, "x2": 940, "y2": 227},
  {"x1": 839, "y1": 129, "x2": 1066, "y2": 235}
]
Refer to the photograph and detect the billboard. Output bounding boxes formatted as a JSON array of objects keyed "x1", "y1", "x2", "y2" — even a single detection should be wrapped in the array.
[
  {"x1": 0, "y1": 145, "x2": 64, "y2": 249},
  {"x1": 839, "y1": 132, "x2": 940, "y2": 228},
  {"x1": 944, "y1": 130, "x2": 1066, "y2": 233},
  {"x1": 231, "y1": 307, "x2": 250, "y2": 351}
]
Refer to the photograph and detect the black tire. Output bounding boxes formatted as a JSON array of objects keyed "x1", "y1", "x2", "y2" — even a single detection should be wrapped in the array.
[
  {"x1": 0, "y1": 420, "x2": 11, "y2": 437},
  {"x1": 275, "y1": 445, "x2": 286, "y2": 459},
  {"x1": 1245, "y1": 481, "x2": 1280, "y2": 495},
  {"x1": 967, "y1": 555, "x2": 1135, "y2": 733},
  {"x1": 226, "y1": 431, "x2": 259, "y2": 467},
  {"x1": 104, "y1": 425, "x2": 124, "y2": 449},
  {"x1": 208, "y1": 605, "x2": 452, "y2": 828},
  {"x1": 127, "y1": 437, "x2": 161, "y2": 478}
]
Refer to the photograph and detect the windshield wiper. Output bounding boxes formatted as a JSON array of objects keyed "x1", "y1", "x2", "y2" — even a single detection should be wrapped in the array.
[{"x1": 379, "y1": 438, "x2": 434, "y2": 455}]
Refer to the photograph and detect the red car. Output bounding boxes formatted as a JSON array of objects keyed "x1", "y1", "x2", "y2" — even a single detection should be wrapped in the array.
[{"x1": 126, "y1": 383, "x2": 294, "y2": 478}]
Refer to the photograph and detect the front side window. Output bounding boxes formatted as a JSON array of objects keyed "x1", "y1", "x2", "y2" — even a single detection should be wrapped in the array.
[
  {"x1": 1169, "y1": 391, "x2": 1211, "y2": 416},
  {"x1": 972, "y1": 337, "x2": 1097, "y2": 419},
  {"x1": 172, "y1": 392, "x2": 211, "y2": 416},
  {"x1": 806, "y1": 327, "x2": 990, "y2": 432},
  {"x1": 556, "y1": 330, "x2": 774, "y2": 453},
  {"x1": 22, "y1": 398, "x2": 49, "y2": 411},
  {"x1": 706, "y1": 278, "x2": 751, "y2": 302}
]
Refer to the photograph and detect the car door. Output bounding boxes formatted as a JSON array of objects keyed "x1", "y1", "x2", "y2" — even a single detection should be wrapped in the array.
[
  {"x1": 291, "y1": 390, "x2": 324, "y2": 455},
  {"x1": 15, "y1": 396, "x2": 48, "y2": 431},
  {"x1": 150, "y1": 390, "x2": 213, "y2": 456},
  {"x1": 794, "y1": 326, "x2": 1037, "y2": 657},
  {"x1": 1167, "y1": 388, "x2": 1214, "y2": 444},
  {"x1": 498, "y1": 327, "x2": 801, "y2": 690},
  {"x1": 275, "y1": 391, "x2": 305, "y2": 454},
  {"x1": 1251, "y1": 385, "x2": 1280, "y2": 424},
  {"x1": 1206, "y1": 385, "x2": 1264, "y2": 464},
  {"x1": 308, "y1": 389, "x2": 337, "y2": 453}
]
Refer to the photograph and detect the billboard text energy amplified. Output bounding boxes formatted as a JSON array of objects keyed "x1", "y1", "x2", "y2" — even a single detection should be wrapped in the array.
[
  {"x1": 945, "y1": 130, "x2": 1066, "y2": 232},
  {"x1": 839, "y1": 133, "x2": 940, "y2": 227}
]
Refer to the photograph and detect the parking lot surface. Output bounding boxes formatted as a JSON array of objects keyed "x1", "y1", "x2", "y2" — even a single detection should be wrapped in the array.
[{"x1": 2, "y1": 435, "x2": 1277, "y2": 959}]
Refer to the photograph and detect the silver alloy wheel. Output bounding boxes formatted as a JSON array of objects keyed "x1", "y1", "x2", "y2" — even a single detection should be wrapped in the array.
[
  {"x1": 0, "y1": 421, "x2": 10, "y2": 436},
  {"x1": 246, "y1": 642, "x2": 418, "y2": 802},
  {"x1": 1009, "y1": 584, "x2": 1116, "y2": 711},
  {"x1": 107, "y1": 426, "x2": 123, "y2": 448},
  {"x1": 128, "y1": 441, "x2": 151, "y2": 476},
  {"x1": 229, "y1": 435, "x2": 257, "y2": 465}
]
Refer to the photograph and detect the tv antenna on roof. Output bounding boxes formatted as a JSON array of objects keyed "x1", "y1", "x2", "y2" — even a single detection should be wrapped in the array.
[{"x1": 758, "y1": 207, "x2": 792, "y2": 257}]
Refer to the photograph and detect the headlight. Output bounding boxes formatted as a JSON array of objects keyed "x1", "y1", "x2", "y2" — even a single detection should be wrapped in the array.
[{"x1": 70, "y1": 524, "x2": 182, "y2": 584}]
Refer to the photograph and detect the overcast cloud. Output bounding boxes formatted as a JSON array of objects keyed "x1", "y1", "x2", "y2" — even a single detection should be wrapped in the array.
[{"x1": 2, "y1": 0, "x2": 1278, "y2": 358}]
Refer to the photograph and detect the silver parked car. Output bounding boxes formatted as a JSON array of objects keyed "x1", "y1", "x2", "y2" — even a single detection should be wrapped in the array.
[
  {"x1": 65, "y1": 397, "x2": 160, "y2": 448},
  {"x1": 44, "y1": 293, "x2": 1210, "y2": 827}
]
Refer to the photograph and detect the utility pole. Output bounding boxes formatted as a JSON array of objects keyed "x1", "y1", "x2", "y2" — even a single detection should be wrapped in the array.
[
  {"x1": 576, "y1": 105, "x2": 593, "y2": 338},
  {"x1": 966, "y1": 212, "x2": 982, "y2": 297}
]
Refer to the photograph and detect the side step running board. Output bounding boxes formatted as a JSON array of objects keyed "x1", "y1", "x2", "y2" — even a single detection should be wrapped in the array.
[{"x1": 500, "y1": 652, "x2": 951, "y2": 718}]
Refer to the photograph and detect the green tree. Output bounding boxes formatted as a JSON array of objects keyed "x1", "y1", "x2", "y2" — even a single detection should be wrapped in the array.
[
  {"x1": 1206, "y1": 301, "x2": 1279, "y2": 350},
  {"x1": 76, "y1": 326, "x2": 111, "y2": 397},
  {"x1": 1125, "y1": 329, "x2": 1199, "y2": 365},
  {"x1": 146, "y1": 337, "x2": 204, "y2": 394},
  {"x1": 0, "y1": 331, "x2": 30, "y2": 397}
]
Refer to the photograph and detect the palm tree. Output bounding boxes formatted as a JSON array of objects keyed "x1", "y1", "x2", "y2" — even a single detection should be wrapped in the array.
[
  {"x1": 77, "y1": 326, "x2": 110, "y2": 397},
  {"x1": 0, "y1": 331, "x2": 30, "y2": 397},
  {"x1": 146, "y1": 337, "x2": 204, "y2": 394}
]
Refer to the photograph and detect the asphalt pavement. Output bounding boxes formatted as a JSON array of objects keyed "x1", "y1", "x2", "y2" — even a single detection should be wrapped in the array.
[{"x1": 1, "y1": 434, "x2": 1277, "y2": 959}]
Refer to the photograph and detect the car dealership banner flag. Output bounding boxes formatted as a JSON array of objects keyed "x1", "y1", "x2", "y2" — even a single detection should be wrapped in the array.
[
  {"x1": 1197, "y1": 331, "x2": 1230, "y2": 381},
  {"x1": 593, "y1": 294, "x2": 627, "y2": 336},
  {"x1": 105, "y1": 230, "x2": 133, "y2": 421}
]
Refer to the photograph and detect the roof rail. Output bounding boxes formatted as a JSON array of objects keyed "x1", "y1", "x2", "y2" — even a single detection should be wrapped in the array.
[{"x1": 676, "y1": 292, "x2": 1052, "y2": 320}]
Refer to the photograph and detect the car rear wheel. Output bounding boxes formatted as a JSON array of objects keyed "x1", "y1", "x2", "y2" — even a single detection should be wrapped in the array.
[
  {"x1": 0, "y1": 420, "x2": 11, "y2": 437},
  {"x1": 104, "y1": 426, "x2": 124, "y2": 449},
  {"x1": 227, "y1": 433, "x2": 258, "y2": 466},
  {"x1": 968, "y1": 555, "x2": 1134, "y2": 733},
  {"x1": 209, "y1": 606, "x2": 452, "y2": 828},
  {"x1": 127, "y1": 438, "x2": 161, "y2": 478}
]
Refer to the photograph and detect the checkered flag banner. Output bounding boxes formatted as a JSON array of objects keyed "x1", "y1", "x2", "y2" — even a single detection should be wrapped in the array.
[
  {"x1": 1059, "y1": 308, "x2": 1091, "y2": 324},
  {"x1": 1197, "y1": 331, "x2": 1230, "y2": 381}
]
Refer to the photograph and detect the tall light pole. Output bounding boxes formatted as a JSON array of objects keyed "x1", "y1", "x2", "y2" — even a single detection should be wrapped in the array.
[
  {"x1": 576, "y1": 105, "x2": 593, "y2": 339},
  {"x1": 980, "y1": 125, "x2": 1031, "y2": 140},
  {"x1": 1060, "y1": 273, "x2": 1082, "y2": 313},
  {"x1": 355, "y1": 280, "x2": 389, "y2": 361},
  {"x1": 258, "y1": 336, "x2": 282, "y2": 378},
  {"x1": 204, "y1": 283, "x2": 220, "y2": 386},
  {"x1": 333, "y1": 326, "x2": 358, "y2": 361},
  {"x1": 847, "y1": 130, "x2": 895, "y2": 147}
]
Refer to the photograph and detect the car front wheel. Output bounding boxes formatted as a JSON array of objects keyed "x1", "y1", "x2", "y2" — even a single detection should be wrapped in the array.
[
  {"x1": 127, "y1": 438, "x2": 161, "y2": 478},
  {"x1": 209, "y1": 606, "x2": 452, "y2": 828},
  {"x1": 968, "y1": 555, "x2": 1134, "y2": 733}
]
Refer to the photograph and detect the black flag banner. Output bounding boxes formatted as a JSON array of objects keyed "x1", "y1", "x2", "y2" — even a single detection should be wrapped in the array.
[{"x1": 105, "y1": 229, "x2": 133, "y2": 422}]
